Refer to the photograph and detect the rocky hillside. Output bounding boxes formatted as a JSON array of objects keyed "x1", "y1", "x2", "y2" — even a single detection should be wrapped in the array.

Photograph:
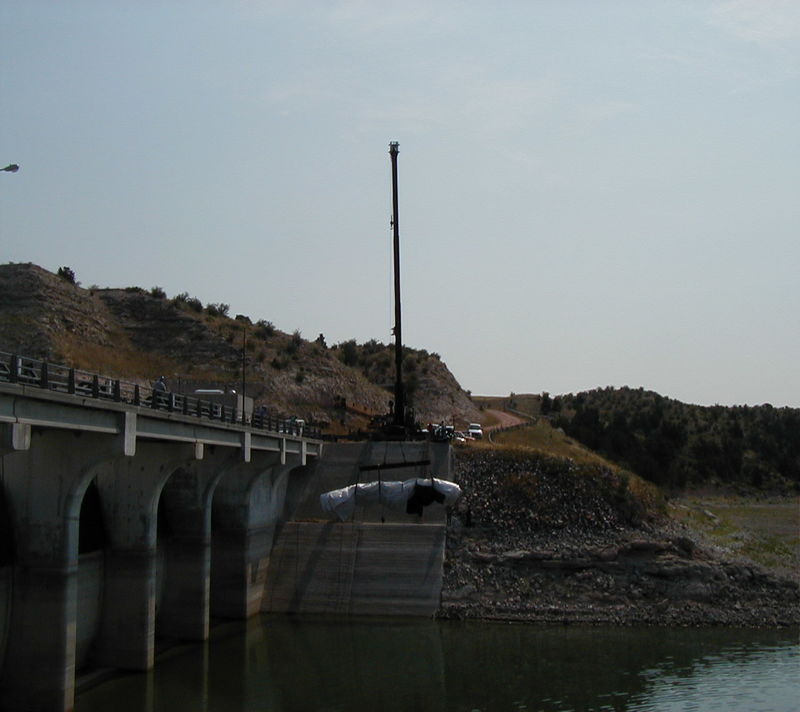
[
  {"x1": 0, "y1": 263, "x2": 482, "y2": 432},
  {"x1": 443, "y1": 447, "x2": 799, "y2": 626}
]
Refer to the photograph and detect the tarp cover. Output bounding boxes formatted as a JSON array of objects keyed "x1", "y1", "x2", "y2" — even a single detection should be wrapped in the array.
[{"x1": 320, "y1": 478, "x2": 462, "y2": 521}]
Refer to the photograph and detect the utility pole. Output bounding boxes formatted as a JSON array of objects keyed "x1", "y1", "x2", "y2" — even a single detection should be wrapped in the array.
[
  {"x1": 389, "y1": 141, "x2": 405, "y2": 429},
  {"x1": 241, "y1": 326, "x2": 247, "y2": 424}
]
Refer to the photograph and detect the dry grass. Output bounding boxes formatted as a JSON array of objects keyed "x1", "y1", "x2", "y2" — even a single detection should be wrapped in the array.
[
  {"x1": 491, "y1": 420, "x2": 619, "y2": 470},
  {"x1": 57, "y1": 334, "x2": 222, "y2": 383},
  {"x1": 670, "y1": 497, "x2": 800, "y2": 578}
]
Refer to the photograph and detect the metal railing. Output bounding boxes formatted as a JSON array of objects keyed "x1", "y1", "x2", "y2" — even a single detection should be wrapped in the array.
[{"x1": 0, "y1": 350, "x2": 319, "y2": 439}]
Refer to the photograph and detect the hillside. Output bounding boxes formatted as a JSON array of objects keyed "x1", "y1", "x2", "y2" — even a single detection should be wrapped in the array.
[
  {"x1": 0, "y1": 263, "x2": 481, "y2": 432},
  {"x1": 548, "y1": 387, "x2": 800, "y2": 493},
  {"x1": 477, "y1": 389, "x2": 800, "y2": 494}
]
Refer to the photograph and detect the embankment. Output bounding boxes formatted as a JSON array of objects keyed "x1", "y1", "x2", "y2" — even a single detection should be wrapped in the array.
[{"x1": 441, "y1": 448, "x2": 800, "y2": 626}]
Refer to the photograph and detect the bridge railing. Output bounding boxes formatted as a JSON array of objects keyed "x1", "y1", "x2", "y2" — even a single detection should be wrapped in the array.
[{"x1": 0, "y1": 351, "x2": 318, "y2": 439}]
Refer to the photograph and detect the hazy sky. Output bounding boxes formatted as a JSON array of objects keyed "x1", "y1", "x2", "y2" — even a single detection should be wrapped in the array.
[{"x1": 2, "y1": 1, "x2": 798, "y2": 407}]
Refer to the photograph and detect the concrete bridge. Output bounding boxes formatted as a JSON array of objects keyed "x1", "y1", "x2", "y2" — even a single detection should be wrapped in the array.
[
  {"x1": 0, "y1": 359, "x2": 323, "y2": 712},
  {"x1": 0, "y1": 355, "x2": 454, "y2": 712}
]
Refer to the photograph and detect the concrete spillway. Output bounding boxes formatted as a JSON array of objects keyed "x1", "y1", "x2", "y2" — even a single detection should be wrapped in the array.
[{"x1": 264, "y1": 440, "x2": 453, "y2": 617}]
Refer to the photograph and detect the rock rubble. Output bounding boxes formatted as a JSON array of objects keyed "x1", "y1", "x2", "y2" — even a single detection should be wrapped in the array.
[{"x1": 440, "y1": 448, "x2": 800, "y2": 627}]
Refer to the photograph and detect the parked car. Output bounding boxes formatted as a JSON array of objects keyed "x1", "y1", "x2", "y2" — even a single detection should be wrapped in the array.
[{"x1": 468, "y1": 423, "x2": 483, "y2": 439}]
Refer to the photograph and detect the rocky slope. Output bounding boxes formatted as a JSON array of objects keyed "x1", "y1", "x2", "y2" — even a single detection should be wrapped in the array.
[
  {"x1": 0, "y1": 262, "x2": 481, "y2": 431},
  {"x1": 442, "y1": 447, "x2": 800, "y2": 626}
]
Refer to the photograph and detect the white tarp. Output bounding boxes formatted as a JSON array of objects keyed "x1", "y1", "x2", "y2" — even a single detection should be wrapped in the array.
[{"x1": 320, "y1": 477, "x2": 462, "y2": 521}]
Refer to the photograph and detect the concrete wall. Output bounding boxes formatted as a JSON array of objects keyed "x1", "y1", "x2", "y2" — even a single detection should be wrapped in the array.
[
  {"x1": 262, "y1": 440, "x2": 454, "y2": 617},
  {"x1": 289, "y1": 440, "x2": 452, "y2": 524},
  {"x1": 75, "y1": 552, "x2": 103, "y2": 670},
  {"x1": 264, "y1": 522, "x2": 446, "y2": 616},
  {"x1": 0, "y1": 567, "x2": 9, "y2": 673}
]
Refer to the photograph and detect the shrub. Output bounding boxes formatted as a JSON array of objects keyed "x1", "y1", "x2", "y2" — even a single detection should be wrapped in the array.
[
  {"x1": 186, "y1": 296, "x2": 203, "y2": 312},
  {"x1": 339, "y1": 339, "x2": 359, "y2": 367},
  {"x1": 57, "y1": 266, "x2": 76, "y2": 284},
  {"x1": 286, "y1": 330, "x2": 303, "y2": 355},
  {"x1": 205, "y1": 303, "x2": 229, "y2": 317},
  {"x1": 150, "y1": 286, "x2": 166, "y2": 299},
  {"x1": 256, "y1": 320, "x2": 275, "y2": 338}
]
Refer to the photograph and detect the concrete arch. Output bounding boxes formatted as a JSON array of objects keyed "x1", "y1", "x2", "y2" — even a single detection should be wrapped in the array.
[
  {"x1": 91, "y1": 441, "x2": 223, "y2": 672},
  {"x1": 0, "y1": 387, "x2": 325, "y2": 711},
  {"x1": 75, "y1": 480, "x2": 110, "y2": 670},
  {"x1": 211, "y1": 452, "x2": 304, "y2": 618},
  {"x1": 0, "y1": 428, "x2": 126, "y2": 711},
  {"x1": 152, "y1": 445, "x2": 238, "y2": 642}
]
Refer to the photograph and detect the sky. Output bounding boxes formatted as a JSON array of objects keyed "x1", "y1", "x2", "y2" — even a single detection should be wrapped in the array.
[{"x1": 1, "y1": 1, "x2": 798, "y2": 407}]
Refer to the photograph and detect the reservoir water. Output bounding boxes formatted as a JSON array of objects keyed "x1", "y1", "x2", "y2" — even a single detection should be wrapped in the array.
[{"x1": 77, "y1": 616, "x2": 799, "y2": 712}]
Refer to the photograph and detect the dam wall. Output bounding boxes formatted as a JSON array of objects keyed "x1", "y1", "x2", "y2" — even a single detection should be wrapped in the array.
[
  {"x1": 265, "y1": 522, "x2": 446, "y2": 616},
  {"x1": 263, "y1": 440, "x2": 454, "y2": 617}
]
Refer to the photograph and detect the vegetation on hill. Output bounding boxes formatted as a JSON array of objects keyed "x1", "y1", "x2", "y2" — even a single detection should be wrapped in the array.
[{"x1": 542, "y1": 387, "x2": 800, "y2": 493}]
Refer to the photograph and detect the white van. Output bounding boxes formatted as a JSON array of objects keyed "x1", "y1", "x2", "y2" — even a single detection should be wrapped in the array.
[{"x1": 468, "y1": 423, "x2": 483, "y2": 439}]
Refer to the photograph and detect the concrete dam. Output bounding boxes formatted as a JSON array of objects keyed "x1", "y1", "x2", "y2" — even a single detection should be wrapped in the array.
[{"x1": 0, "y1": 375, "x2": 454, "y2": 712}]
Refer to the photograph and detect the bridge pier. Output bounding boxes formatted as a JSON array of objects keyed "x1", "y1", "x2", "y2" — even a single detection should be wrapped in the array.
[
  {"x1": 156, "y1": 447, "x2": 238, "y2": 642},
  {"x1": 211, "y1": 454, "x2": 300, "y2": 619},
  {"x1": 0, "y1": 429, "x2": 120, "y2": 712}
]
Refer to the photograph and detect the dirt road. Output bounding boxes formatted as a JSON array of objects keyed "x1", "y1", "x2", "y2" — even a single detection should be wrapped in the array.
[{"x1": 484, "y1": 409, "x2": 529, "y2": 432}]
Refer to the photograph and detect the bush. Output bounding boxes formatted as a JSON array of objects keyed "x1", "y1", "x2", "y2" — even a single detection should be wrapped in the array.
[
  {"x1": 206, "y1": 302, "x2": 229, "y2": 317},
  {"x1": 286, "y1": 330, "x2": 303, "y2": 355},
  {"x1": 256, "y1": 320, "x2": 275, "y2": 338},
  {"x1": 150, "y1": 286, "x2": 166, "y2": 299},
  {"x1": 339, "y1": 339, "x2": 359, "y2": 367},
  {"x1": 57, "y1": 266, "x2": 76, "y2": 284}
]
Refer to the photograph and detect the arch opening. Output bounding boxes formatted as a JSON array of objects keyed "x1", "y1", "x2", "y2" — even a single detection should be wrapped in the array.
[{"x1": 76, "y1": 480, "x2": 108, "y2": 670}]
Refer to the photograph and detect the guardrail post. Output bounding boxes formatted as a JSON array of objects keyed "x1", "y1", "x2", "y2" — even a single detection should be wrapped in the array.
[
  {"x1": 68, "y1": 369, "x2": 76, "y2": 394},
  {"x1": 113, "y1": 380, "x2": 121, "y2": 401},
  {"x1": 10, "y1": 354, "x2": 18, "y2": 382},
  {"x1": 134, "y1": 384, "x2": 140, "y2": 406},
  {"x1": 40, "y1": 362, "x2": 49, "y2": 389},
  {"x1": 92, "y1": 375, "x2": 100, "y2": 398},
  {"x1": 151, "y1": 390, "x2": 158, "y2": 409}
]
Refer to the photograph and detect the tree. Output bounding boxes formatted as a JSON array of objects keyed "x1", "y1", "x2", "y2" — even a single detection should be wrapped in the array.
[{"x1": 340, "y1": 339, "x2": 359, "y2": 367}]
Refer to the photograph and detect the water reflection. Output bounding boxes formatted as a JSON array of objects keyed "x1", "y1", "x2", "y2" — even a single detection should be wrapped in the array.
[{"x1": 77, "y1": 617, "x2": 799, "y2": 712}]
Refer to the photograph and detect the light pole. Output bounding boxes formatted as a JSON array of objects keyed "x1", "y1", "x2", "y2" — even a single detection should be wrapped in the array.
[{"x1": 389, "y1": 141, "x2": 405, "y2": 429}]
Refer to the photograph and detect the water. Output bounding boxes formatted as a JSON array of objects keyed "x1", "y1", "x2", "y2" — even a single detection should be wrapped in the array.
[{"x1": 77, "y1": 617, "x2": 799, "y2": 712}]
